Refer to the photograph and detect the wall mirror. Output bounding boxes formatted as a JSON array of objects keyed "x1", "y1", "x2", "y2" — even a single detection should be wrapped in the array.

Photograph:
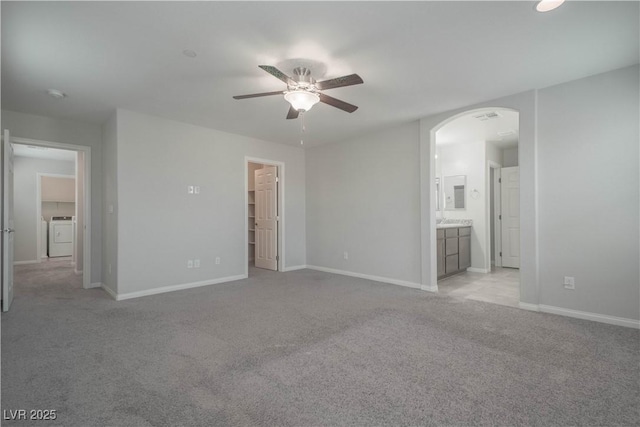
[{"x1": 444, "y1": 175, "x2": 466, "y2": 210}]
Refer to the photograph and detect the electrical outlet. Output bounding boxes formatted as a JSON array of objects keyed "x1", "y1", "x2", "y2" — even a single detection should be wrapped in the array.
[
  {"x1": 194, "y1": 259, "x2": 200, "y2": 268},
  {"x1": 194, "y1": 186, "x2": 200, "y2": 194},
  {"x1": 187, "y1": 260, "x2": 193, "y2": 269},
  {"x1": 344, "y1": 251, "x2": 349, "y2": 260},
  {"x1": 563, "y1": 276, "x2": 575, "y2": 290},
  {"x1": 215, "y1": 257, "x2": 221, "y2": 265},
  {"x1": 188, "y1": 185, "x2": 194, "y2": 194}
]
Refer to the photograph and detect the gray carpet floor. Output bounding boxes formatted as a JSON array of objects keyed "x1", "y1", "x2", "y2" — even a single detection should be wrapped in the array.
[{"x1": 2, "y1": 261, "x2": 639, "y2": 426}]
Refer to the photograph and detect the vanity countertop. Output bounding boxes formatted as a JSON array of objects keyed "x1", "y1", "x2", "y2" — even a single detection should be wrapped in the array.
[{"x1": 437, "y1": 223, "x2": 472, "y2": 229}]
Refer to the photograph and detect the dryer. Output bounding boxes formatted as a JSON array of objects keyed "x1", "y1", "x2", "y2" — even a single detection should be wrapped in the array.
[{"x1": 49, "y1": 216, "x2": 73, "y2": 257}]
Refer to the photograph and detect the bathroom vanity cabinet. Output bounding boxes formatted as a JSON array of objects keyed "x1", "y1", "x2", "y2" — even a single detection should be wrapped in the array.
[{"x1": 437, "y1": 226, "x2": 471, "y2": 279}]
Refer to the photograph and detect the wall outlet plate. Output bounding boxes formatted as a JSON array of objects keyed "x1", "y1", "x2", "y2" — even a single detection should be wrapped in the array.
[
  {"x1": 187, "y1": 260, "x2": 193, "y2": 269},
  {"x1": 188, "y1": 186, "x2": 194, "y2": 194},
  {"x1": 215, "y1": 257, "x2": 221, "y2": 265},
  {"x1": 194, "y1": 259, "x2": 200, "y2": 268}
]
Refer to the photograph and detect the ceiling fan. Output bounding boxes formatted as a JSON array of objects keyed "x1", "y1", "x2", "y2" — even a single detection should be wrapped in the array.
[{"x1": 233, "y1": 65, "x2": 363, "y2": 119}]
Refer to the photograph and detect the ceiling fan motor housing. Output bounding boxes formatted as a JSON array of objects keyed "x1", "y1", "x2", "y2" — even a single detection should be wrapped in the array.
[{"x1": 292, "y1": 67, "x2": 315, "y2": 88}]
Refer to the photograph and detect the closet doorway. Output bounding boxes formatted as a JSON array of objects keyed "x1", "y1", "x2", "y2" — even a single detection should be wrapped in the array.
[{"x1": 246, "y1": 158, "x2": 284, "y2": 275}]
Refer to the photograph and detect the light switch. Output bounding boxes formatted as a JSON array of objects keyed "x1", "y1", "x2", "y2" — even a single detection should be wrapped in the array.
[
  {"x1": 194, "y1": 186, "x2": 200, "y2": 194},
  {"x1": 188, "y1": 186, "x2": 194, "y2": 194}
]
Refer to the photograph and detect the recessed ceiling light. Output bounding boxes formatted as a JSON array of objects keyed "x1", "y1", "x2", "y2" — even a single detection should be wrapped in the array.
[
  {"x1": 182, "y1": 49, "x2": 197, "y2": 58},
  {"x1": 536, "y1": 0, "x2": 565, "y2": 12},
  {"x1": 46, "y1": 89, "x2": 66, "y2": 99}
]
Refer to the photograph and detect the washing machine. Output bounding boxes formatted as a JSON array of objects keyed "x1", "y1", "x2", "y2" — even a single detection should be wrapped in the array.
[{"x1": 49, "y1": 216, "x2": 73, "y2": 257}]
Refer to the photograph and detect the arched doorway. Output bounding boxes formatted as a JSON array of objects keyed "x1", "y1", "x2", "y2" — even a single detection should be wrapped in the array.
[{"x1": 418, "y1": 91, "x2": 538, "y2": 311}]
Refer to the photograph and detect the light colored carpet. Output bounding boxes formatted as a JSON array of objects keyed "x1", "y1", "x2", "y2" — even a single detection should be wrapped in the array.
[{"x1": 2, "y1": 263, "x2": 639, "y2": 426}]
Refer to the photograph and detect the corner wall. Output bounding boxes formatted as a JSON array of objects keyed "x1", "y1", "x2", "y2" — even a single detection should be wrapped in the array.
[{"x1": 306, "y1": 122, "x2": 422, "y2": 287}]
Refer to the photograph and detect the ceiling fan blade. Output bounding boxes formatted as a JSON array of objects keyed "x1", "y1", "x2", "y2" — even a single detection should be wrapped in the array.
[
  {"x1": 319, "y1": 93, "x2": 358, "y2": 113},
  {"x1": 233, "y1": 90, "x2": 283, "y2": 100},
  {"x1": 286, "y1": 106, "x2": 300, "y2": 120},
  {"x1": 315, "y1": 74, "x2": 363, "y2": 91},
  {"x1": 259, "y1": 65, "x2": 294, "y2": 85}
]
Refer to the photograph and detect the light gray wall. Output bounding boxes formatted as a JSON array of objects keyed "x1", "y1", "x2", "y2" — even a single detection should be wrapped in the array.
[
  {"x1": 101, "y1": 112, "x2": 118, "y2": 293},
  {"x1": 2, "y1": 110, "x2": 103, "y2": 283},
  {"x1": 13, "y1": 157, "x2": 75, "y2": 262},
  {"x1": 306, "y1": 122, "x2": 422, "y2": 285},
  {"x1": 115, "y1": 109, "x2": 306, "y2": 295},
  {"x1": 537, "y1": 65, "x2": 639, "y2": 320},
  {"x1": 502, "y1": 147, "x2": 519, "y2": 167}
]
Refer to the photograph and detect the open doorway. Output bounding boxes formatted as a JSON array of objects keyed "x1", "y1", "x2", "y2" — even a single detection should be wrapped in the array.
[
  {"x1": 245, "y1": 157, "x2": 284, "y2": 276},
  {"x1": 432, "y1": 109, "x2": 520, "y2": 308},
  {"x1": 11, "y1": 138, "x2": 91, "y2": 298}
]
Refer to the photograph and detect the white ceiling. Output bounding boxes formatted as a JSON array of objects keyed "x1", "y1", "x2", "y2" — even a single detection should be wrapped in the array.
[
  {"x1": 13, "y1": 144, "x2": 76, "y2": 161},
  {"x1": 436, "y1": 109, "x2": 519, "y2": 149},
  {"x1": 2, "y1": 1, "x2": 638, "y2": 147}
]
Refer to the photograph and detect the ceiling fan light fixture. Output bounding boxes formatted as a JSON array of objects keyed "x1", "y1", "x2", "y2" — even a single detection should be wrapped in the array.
[
  {"x1": 535, "y1": 0, "x2": 565, "y2": 12},
  {"x1": 284, "y1": 90, "x2": 320, "y2": 112}
]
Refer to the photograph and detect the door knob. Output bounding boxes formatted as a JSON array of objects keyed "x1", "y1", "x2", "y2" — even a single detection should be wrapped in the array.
[{"x1": 2, "y1": 228, "x2": 15, "y2": 233}]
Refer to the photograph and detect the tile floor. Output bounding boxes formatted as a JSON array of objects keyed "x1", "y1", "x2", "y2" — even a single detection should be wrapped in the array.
[{"x1": 437, "y1": 266, "x2": 520, "y2": 308}]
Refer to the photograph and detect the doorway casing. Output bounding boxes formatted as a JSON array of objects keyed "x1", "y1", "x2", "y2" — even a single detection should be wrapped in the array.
[{"x1": 12, "y1": 137, "x2": 92, "y2": 289}]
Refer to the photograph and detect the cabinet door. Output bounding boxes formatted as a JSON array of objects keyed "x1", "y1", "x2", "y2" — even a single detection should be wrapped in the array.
[
  {"x1": 459, "y1": 236, "x2": 471, "y2": 269},
  {"x1": 445, "y1": 254, "x2": 459, "y2": 274},
  {"x1": 437, "y1": 239, "x2": 445, "y2": 277},
  {"x1": 445, "y1": 237, "x2": 458, "y2": 256}
]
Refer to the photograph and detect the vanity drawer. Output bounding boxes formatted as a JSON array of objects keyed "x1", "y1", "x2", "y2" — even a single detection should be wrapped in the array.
[
  {"x1": 459, "y1": 227, "x2": 471, "y2": 236},
  {"x1": 445, "y1": 228, "x2": 458, "y2": 238},
  {"x1": 437, "y1": 229, "x2": 445, "y2": 239}
]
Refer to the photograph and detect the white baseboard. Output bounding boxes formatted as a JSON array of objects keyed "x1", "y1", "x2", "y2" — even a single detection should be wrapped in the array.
[
  {"x1": 519, "y1": 302, "x2": 639, "y2": 329},
  {"x1": 518, "y1": 302, "x2": 539, "y2": 312},
  {"x1": 74, "y1": 269, "x2": 83, "y2": 276},
  {"x1": 421, "y1": 284, "x2": 439, "y2": 293},
  {"x1": 14, "y1": 260, "x2": 38, "y2": 265},
  {"x1": 282, "y1": 265, "x2": 307, "y2": 272},
  {"x1": 306, "y1": 265, "x2": 421, "y2": 290},
  {"x1": 87, "y1": 282, "x2": 102, "y2": 289},
  {"x1": 467, "y1": 267, "x2": 490, "y2": 273},
  {"x1": 71, "y1": 261, "x2": 76, "y2": 267},
  {"x1": 114, "y1": 274, "x2": 248, "y2": 301},
  {"x1": 41, "y1": 255, "x2": 48, "y2": 259},
  {"x1": 100, "y1": 283, "x2": 117, "y2": 300}
]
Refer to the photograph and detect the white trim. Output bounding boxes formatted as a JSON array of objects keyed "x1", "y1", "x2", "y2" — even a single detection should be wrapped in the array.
[
  {"x1": 518, "y1": 302, "x2": 639, "y2": 329},
  {"x1": 14, "y1": 260, "x2": 38, "y2": 265},
  {"x1": 74, "y1": 269, "x2": 82, "y2": 276},
  {"x1": 306, "y1": 265, "x2": 421, "y2": 290},
  {"x1": 487, "y1": 161, "x2": 502, "y2": 269},
  {"x1": 114, "y1": 274, "x2": 247, "y2": 301},
  {"x1": 13, "y1": 137, "x2": 92, "y2": 290},
  {"x1": 467, "y1": 267, "x2": 491, "y2": 273},
  {"x1": 100, "y1": 283, "x2": 117, "y2": 299},
  {"x1": 518, "y1": 302, "x2": 540, "y2": 312},
  {"x1": 87, "y1": 282, "x2": 102, "y2": 289},
  {"x1": 245, "y1": 157, "x2": 285, "y2": 276},
  {"x1": 421, "y1": 284, "x2": 439, "y2": 293},
  {"x1": 282, "y1": 265, "x2": 307, "y2": 272}
]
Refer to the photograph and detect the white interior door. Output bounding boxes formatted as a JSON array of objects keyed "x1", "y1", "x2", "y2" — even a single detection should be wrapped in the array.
[
  {"x1": 501, "y1": 166, "x2": 520, "y2": 268},
  {"x1": 254, "y1": 166, "x2": 278, "y2": 271},
  {"x1": 2, "y1": 129, "x2": 15, "y2": 311}
]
